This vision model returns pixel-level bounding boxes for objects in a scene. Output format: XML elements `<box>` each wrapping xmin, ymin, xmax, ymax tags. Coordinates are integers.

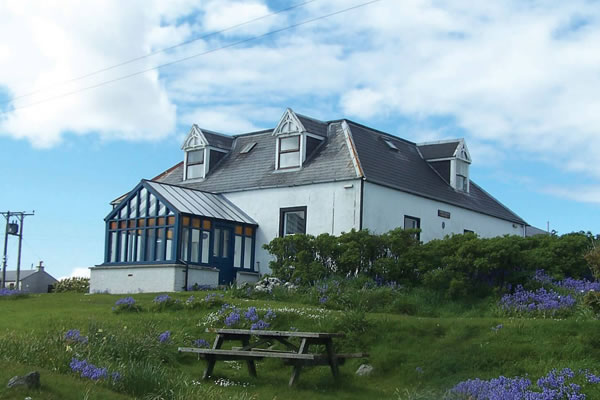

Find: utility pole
<box><xmin>1</xmin><ymin>211</ymin><xmax>35</xmax><ymax>289</ymax></box>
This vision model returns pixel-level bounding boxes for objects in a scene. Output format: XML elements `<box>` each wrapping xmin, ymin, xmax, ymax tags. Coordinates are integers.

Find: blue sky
<box><xmin>1</xmin><ymin>0</ymin><xmax>599</xmax><ymax>279</ymax></box>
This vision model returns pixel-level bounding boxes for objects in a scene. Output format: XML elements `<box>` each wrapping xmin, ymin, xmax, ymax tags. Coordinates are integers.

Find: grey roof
<box><xmin>151</xmin><ymin>111</ymin><xmax>525</xmax><ymax>225</ymax></box>
<box><xmin>346</xmin><ymin>122</ymin><xmax>525</xmax><ymax>224</ymax></box>
<box><xmin>417</xmin><ymin>141</ymin><xmax>460</xmax><ymax>160</ymax></box>
<box><xmin>3</xmin><ymin>270</ymin><xmax>38</xmax><ymax>281</ymax></box>
<box><xmin>202</xmin><ymin>129</ymin><xmax>234</xmax><ymax>150</ymax></box>
<box><xmin>525</xmin><ymin>225</ymin><xmax>549</xmax><ymax>237</ymax></box>
<box><xmin>296</xmin><ymin>113</ymin><xmax>328</xmax><ymax>137</ymax></box>
<box><xmin>145</xmin><ymin>180</ymin><xmax>257</xmax><ymax>225</ymax></box>
<box><xmin>158</xmin><ymin>122</ymin><xmax>358</xmax><ymax>192</ymax></box>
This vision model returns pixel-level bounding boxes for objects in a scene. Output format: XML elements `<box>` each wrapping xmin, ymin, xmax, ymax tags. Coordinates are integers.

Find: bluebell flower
<box><xmin>158</xmin><ymin>330</ymin><xmax>171</xmax><ymax>343</ymax></box>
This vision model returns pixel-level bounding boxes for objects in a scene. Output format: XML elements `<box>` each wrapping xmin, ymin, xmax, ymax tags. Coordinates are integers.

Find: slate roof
<box><xmin>417</xmin><ymin>141</ymin><xmax>460</xmax><ymax>160</ymax></box>
<box><xmin>149</xmin><ymin>111</ymin><xmax>525</xmax><ymax>225</ymax></box>
<box><xmin>202</xmin><ymin>129</ymin><xmax>234</xmax><ymax>150</ymax></box>
<box><xmin>296</xmin><ymin>113</ymin><xmax>329</xmax><ymax>137</ymax></box>
<box><xmin>3</xmin><ymin>270</ymin><xmax>39</xmax><ymax>281</ymax></box>
<box><xmin>346</xmin><ymin>122</ymin><xmax>525</xmax><ymax>224</ymax></box>
<box><xmin>145</xmin><ymin>180</ymin><xmax>257</xmax><ymax>225</ymax></box>
<box><xmin>159</xmin><ymin>123</ymin><xmax>358</xmax><ymax>192</ymax></box>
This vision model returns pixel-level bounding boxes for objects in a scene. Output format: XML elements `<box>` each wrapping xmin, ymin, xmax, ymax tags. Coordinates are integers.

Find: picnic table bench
<box><xmin>178</xmin><ymin>328</ymin><xmax>368</xmax><ymax>386</ymax></box>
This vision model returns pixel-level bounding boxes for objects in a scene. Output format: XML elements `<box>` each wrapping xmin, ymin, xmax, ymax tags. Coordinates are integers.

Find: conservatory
<box><xmin>90</xmin><ymin>180</ymin><xmax>258</xmax><ymax>293</ymax></box>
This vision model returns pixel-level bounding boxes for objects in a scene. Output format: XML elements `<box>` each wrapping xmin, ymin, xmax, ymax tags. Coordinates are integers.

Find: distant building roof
<box><xmin>417</xmin><ymin>141</ymin><xmax>461</xmax><ymax>160</ymax></box>
<box><xmin>525</xmin><ymin>225</ymin><xmax>549</xmax><ymax>237</ymax></box>
<box><xmin>3</xmin><ymin>269</ymin><xmax>40</xmax><ymax>281</ymax></box>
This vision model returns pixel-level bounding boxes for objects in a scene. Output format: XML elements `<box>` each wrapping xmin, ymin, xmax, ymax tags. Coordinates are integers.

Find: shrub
<box><xmin>586</xmin><ymin>245</ymin><xmax>600</xmax><ymax>281</ymax></box>
<box><xmin>583</xmin><ymin>291</ymin><xmax>600</xmax><ymax>315</ymax></box>
<box><xmin>53</xmin><ymin>277</ymin><xmax>90</xmax><ymax>293</ymax></box>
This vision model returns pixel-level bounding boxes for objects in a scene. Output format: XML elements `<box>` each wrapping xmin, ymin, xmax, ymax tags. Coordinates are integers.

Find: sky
<box><xmin>0</xmin><ymin>0</ymin><xmax>599</xmax><ymax>280</ymax></box>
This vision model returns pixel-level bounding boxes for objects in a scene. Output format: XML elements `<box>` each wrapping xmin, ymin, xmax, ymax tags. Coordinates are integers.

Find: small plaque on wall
<box><xmin>438</xmin><ymin>210</ymin><xmax>451</xmax><ymax>219</ymax></box>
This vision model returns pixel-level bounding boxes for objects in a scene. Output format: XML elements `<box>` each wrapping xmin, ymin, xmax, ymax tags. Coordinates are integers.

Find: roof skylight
<box><xmin>384</xmin><ymin>140</ymin><xmax>398</xmax><ymax>150</ymax></box>
<box><xmin>240</xmin><ymin>142</ymin><xmax>257</xmax><ymax>154</ymax></box>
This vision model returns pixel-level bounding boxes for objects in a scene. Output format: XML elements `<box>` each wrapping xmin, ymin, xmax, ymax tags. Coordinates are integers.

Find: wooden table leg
<box><xmin>289</xmin><ymin>338</ymin><xmax>309</xmax><ymax>387</ymax></box>
<box><xmin>325</xmin><ymin>339</ymin><xmax>339</xmax><ymax>378</ymax></box>
<box><xmin>241</xmin><ymin>336</ymin><xmax>257</xmax><ymax>377</ymax></box>
<box><xmin>203</xmin><ymin>334</ymin><xmax>225</xmax><ymax>380</ymax></box>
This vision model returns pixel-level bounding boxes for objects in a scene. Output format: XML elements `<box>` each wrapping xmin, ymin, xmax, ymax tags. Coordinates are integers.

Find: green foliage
<box><xmin>53</xmin><ymin>277</ymin><xmax>90</xmax><ymax>293</ymax></box>
<box><xmin>585</xmin><ymin>244</ymin><xmax>600</xmax><ymax>281</ymax></box>
<box><xmin>264</xmin><ymin>229</ymin><xmax>596</xmax><ymax>298</ymax></box>
<box><xmin>583</xmin><ymin>291</ymin><xmax>600</xmax><ymax>315</ymax></box>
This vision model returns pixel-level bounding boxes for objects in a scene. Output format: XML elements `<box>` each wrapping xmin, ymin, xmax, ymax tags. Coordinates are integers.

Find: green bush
<box><xmin>583</xmin><ymin>291</ymin><xmax>600</xmax><ymax>315</ymax></box>
<box><xmin>53</xmin><ymin>277</ymin><xmax>90</xmax><ymax>293</ymax></box>
<box><xmin>585</xmin><ymin>245</ymin><xmax>600</xmax><ymax>281</ymax></box>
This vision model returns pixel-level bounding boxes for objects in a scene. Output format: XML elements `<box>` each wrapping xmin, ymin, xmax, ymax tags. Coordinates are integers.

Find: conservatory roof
<box><xmin>145</xmin><ymin>180</ymin><xmax>257</xmax><ymax>225</ymax></box>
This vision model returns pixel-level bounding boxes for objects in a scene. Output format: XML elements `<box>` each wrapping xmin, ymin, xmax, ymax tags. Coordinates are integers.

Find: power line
<box><xmin>5</xmin><ymin>0</ymin><xmax>318</xmax><ymax>105</ymax></box>
<box><xmin>0</xmin><ymin>0</ymin><xmax>383</xmax><ymax>116</ymax></box>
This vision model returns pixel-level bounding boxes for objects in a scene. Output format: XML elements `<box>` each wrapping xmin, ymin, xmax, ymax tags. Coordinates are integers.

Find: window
<box><xmin>240</xmin><ymin>142</ymin><xmax>257</xmax><ymax>154</ymax></box>
<box><xmin>456</xmin><ymin>159</ymin><xmax>469</xmax><ymax>192</ymax></box>
<box><xmin>186</xmin><ymin>149</ymin><xmax>204</xmax><ymax>179</ymax></box>
<box><xmin>278</xmin><ymin>136</ymin><xmax>301</xmax><ymax>169</ymax></box>
<box><xmin>457</xmin><ymin>175</ymin><xmax>468</xmax><ymax>192</ymax></box>
<box><xmin>279</xmin><ymin>206</ymin><xmax>307</xmax><ymax>236</ymax></box>
<box><xmin>464</xmin><ymin>229</ymin><xmax>474</xmax><ymax>234</ymax></box>
<box><xmin>384</xmin><ymin>140</ymin><xmax>398</xmax><ymax>150</ymax></box>
<box><xmin>234</xmin><ymin>225</ymin><xmax>255</xmax><ymax>270</ymax></box>
<box><xmin>404</xmin><ymin>215</ymin><xmax>421</xmax><ymax>240</ymax></box>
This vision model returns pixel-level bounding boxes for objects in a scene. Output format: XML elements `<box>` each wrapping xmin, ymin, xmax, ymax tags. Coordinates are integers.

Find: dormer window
<box><xmin>272</xmin><ymin>108</ymin><xmax>326</xmax><ymax>171</ymax></box>
<box><xmin>278</xmin><ymin>136</ymin><xmax>301</xmax><ymax>169</ymax></box>
<box><xmin>186</xmin><ymin>149</ymin><xmax>205</xmax><ymax>179</ymax></box>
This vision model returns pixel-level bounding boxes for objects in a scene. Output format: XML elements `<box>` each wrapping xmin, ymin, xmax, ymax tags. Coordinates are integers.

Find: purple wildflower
<box><xmin>224</xmin><ymin>311</ymin><xmax>241</xmax><ymax>327</ymax></box>
<box><xmin>64</xmin><ymin>329</ymin><xmax>88</xmax><ymax>344</ymax></box>
<box><xmin>115</xmin><ymin>296</ymin><xmax>136</xmax><ymax>307</ymax></box>
<box><xmin>244</xmin><ymin>307</ymin><xmax>259</xmax><ymax>322</ymax></box>
<box><xmin>70</xmin><ymin>358</ymin><xmax>109</xmax><ymax>381</ymax></box>
<box><xmin>319</xmin><ymin>296</ymin><xmax>328</xmax><ymax>304</ymax></box>
<box><xmin>193</xmin><ymin>339</ymin><xmax>210</xmax><ymax>348</ymax></box>
<box><xmin>158</xmin><ymin>330</ymin><xmax>171</xmax><ymax>343</ymax></box>
<box><xmin>250</xmin><ymin>320</ymin><xmax>270</xmax><ymax>330</ymax></box>
<box><xmin>265</xmin><ymin>308</ymin><xmax>276</xmax><ymax>320</ymax></box>
<box><xmin>500</xmin><ymin>285</ymin><xmax>576</xmax><ymax>316</ymax></box>
<box><xmin>153</xmin><ymin>294</ymin><xmax>171</xmax><ymax>303</ymax></box>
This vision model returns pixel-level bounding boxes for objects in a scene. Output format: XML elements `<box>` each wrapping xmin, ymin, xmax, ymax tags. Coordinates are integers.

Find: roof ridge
<box><xmin>343</xmin><ymin>120</ymin><xmax>416</xmax><ymax>145</ymax></box>
<box><xmin>145</xmin><ymin>179</ymin><xmax>218</xmax><ymax>195</ymax></box>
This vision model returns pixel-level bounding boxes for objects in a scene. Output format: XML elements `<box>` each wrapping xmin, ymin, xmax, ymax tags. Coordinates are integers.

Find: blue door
<box><xmin>213</xmin><ymin>224</ymin><xmax>235</xmax><ymax>285</ymax></box>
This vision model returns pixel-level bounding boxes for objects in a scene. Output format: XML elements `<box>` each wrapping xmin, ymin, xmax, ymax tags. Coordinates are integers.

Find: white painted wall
<box><xmin>174</xmin><ymin>266</ymin><xmax>219</xmax><ymax>291</ymax></box>
<box><xmin>224</xmin><ymin>180</ymin><xmax>362</xmax><ymax>275</ymax></box>
<box><xmin>91</xmin><ymin>265</ymin><xmax>178</xmax><ymax>294</ymax></box>
<box><xmin>362</xmin><ymin>182</ymin><xmax>524</xmax><ymax>241</ymax></box>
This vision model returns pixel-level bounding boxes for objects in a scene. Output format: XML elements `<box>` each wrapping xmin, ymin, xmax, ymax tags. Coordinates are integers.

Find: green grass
<box><xmin>1</xmin><ymin>291</ymin><xmax>600</xmax><ymax>399</ymax></box>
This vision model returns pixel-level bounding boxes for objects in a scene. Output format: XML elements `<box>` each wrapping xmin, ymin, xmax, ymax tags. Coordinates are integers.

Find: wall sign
<box><xmin>438</xmin><ymin>210</ymin><xmax>451</xmax><ymax>219</ymax></box>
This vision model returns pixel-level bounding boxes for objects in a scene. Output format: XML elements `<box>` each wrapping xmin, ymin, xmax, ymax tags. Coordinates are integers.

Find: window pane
<box><xmin>284</xmin><ymin>211</ymin><xmax>306</xmax><ymax>235</ymax></box>
<box><xmin>148</xmin><ymin>194</ymin><xmax>157</xmax><ymax>216</ymax></box>
<box><xmin>181</xmin><ymin>228</ymin><xmax>189</xmax><ymax>262</ymax></box>
<box><xmin>244</xmin><ymin>238</ymin><xmax>252</xmax><ymax>269</ymax></box>
<box><xmin>203</xmin><ymin>220</ymin><xmax>211</xmax><ymax>230</ymax></box>
<box><xmin>202</xmin><ymin>231</ymin><xmax>210</xmax><ymax>263</ymax></box>
<box><xmin>128</xmin><ymin>231</ymin><xmax>136</xmax><ymax>262</ymax></box>
<box><xmin>120</xmin><ymin>221</ymin><xmax>127</xmax><ymax>229</ymax></box>
<box><xmin>187</xmin><ymin>149</ymin><xmax>204</xmax><ymax>164</ymax></box>
<box><xmin>137</xmin><ymin>219</ymin><xmax>146</xmax><ymax>227</ymax></box>
<box><xmin>139</xmin><ymin>188</ymin><xmax>147</xmax><ymax>217</ymax></box>
<box><xmin>128</xmin><ymin>220</ymin><xmax>136</xmax><ymax>229</ymax></box>
<box><xmin>119</xmin><ymin>205</ymin><xmax>127</xmax><ymax>219</ymax></box>
<box><xmin>234</xmin><ymin>225</ymin><xmax>242</xmax><ymax>235</ymax></box>
<box><xmin>157</xmin><ymin>217</ymin><xmax>165</xmax><ymax>226</ymax></box>
<box><xmin>166</xmin><ymin>228</ymin><xmax>173</xmax><ymax>261</ymax></box>
<box><xmin>136</xmin><ymin>230</ymin><xmax>144</xmax><ymax>261</ymax></box>
<box><xmin>213</xmin><ymin>228</ymin><xmax>221</xmax><ymax>257</ymax></box>
<box><xmin>182</xmin><ymin>216</ymin><xmax>190</xmax><ymax>226</ymax></box>
<box><xmin>234</xmin><ymin>236</ymin><xmax>242</xmax><ymax>268</ymax></box>
<box><xmin>191</xmin><ymin>229</ymin><xmax>200</xmax><ymax>263</ymax></box>
<box><xmin>109</xmin><ymin>221</ymin><xmax>117</xmax><ymax>230</ymax></box>
<box><xmin>129</xmin><ymin>195</ymin><xmax>138</xmax><ymax>219</ymax></box>
<box><xmin>109</xmin><ymin>232</ymin><xmax>117</xmax><ymax>262</ymax></box>
<box><xmin>280</xmin><ymin>136</ymin><xmax>300</xmax><ymax>151</ymax></box>
<box><xmin>244</xmin><ymin>227</ymin><xmax>253</xmax><ymax>236</ymax></box>
<box><xmin>156</xmin><ymin>229</ymin><xmax>165</xmax><ymax>261</ymax></box>
<box><xmin>120</xmin><ymin>231</ymin><xmax>127</xmax><ymax>262</ymax></box>
<box><xmin>167</xmin><ymin>216</ymin><xmax>175</xmax><ymax>225</ymax></box>
<box><xmin>192</xmin><ymin>218</ymin><xmax>201</xmax><ymax>228</ymax></box>
<box><xmin>222</xmin><ymin>230</ymin><xmax>230</xmax><ymax>259</ymax></box>
<box><xmin>158</xmin><ymin>202</ymin><xmax>166</xmax><ymax>216</ymax></box>
<box><xmin>147</xmin><ymin>218</ymin><xmax>155</xmax><ymax>227</ymax></box>
<box><xmin>187</xmin><ymin>164</ymin><xmax>203</xmax><ymax>179</ymax></box>
<box><xmin>279</xmin><ymin>151</ymin><xmax>300</xmax><ymax>168</ymax></box>
<box><xmin>146</xmin><ymin>229</ymin><xmax>156</xmax><ymax>261</ymax></box>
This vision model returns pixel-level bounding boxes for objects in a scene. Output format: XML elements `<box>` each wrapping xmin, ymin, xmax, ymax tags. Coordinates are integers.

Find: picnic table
<box><xmin>178</xmin><ymin>328</ymin><xmax>368</xmax><ymax>386</ymax></box>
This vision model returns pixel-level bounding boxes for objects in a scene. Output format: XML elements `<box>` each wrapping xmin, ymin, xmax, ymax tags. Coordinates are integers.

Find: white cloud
<box><xmin>543</xmin><ymin>186</ymin><xmax>600</xmax><ymax>205</ymax></box>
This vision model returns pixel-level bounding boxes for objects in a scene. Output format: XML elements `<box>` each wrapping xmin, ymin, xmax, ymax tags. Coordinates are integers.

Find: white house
<box><xmin>90</xmin><ymin>108</ymin><xmax>528</xmax><ymax>294</ymax></box>
<box><xmin>3</xmin><ymin>262</ymin><xmax>58</xmax><ymax>293</ymax></box>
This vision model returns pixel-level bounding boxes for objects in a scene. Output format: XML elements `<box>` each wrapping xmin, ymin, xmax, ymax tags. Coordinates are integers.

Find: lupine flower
<box><xmin>193</xmin><ymin>339</ymin><xmax>210</xmax><ymax>348</ymax></box>
<box><xmin>224</xmin><ymin>311</ymin><xmax>241</xmax><ymax>327</ymax></box>
<box><xmin>186</xmin><ymin>295</ymin><xmax>195</xmax><ymax>304</ymax></box>
<box><xmin>64</xmin><ymin>329</ymin><xmax>89</xmax><ymax>344</ymax></box>
<box><xmin>158</xmin><ymin>330</ymin><xmax>171</xmax><ymax>343</ymax></box>
<box><xmin>500</xmin><ymin>285</ymin><xmax>576</xmax><ymax>316</ymax></box>
<box><xmin>0</xmin><ymin>288</ymin><xmax>22</xmax><ymax>296</ymax></box>
<box><xmin>115</xmin><ymin>297</ymin><xmax>136</xmax><ymax>307</ymax></box>
<box><xmin>319</xmin><ymin>296</ymin><xmax>328</xmax><ymax>304</ymax></box>
<box><xmin>265</xmin><ymin>308</ymin><xmax>276</xmax><ymax>320</ymax></box>
<box><xmin>250</xmin><ymin>320</ymin><xmax>270</xmax><ymax>330</ymax></box>
<box><xmin>244</xmin><ymin>307</ymin><xmax>259</xmax><ymax>322</ymax></box>
<box><xmin>70</xmin><ymin>358</ymin><xmax>109</xmax><ymax>381</ymax></box>
<box><xmin>491</xmin><ymin>324</ymin><xmax>503</xmax><ymax>333</ymax></box>
<box><xmin>153</xmin><ymin>294</ymin><xmax>171</xmax><ymax>303</ymax></box>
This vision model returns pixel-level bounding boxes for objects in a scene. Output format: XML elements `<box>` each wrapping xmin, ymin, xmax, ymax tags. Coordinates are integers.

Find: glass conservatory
<box><xmin>102</xmin><ymin>180</ymin><xmax>257</xmax><ymax>285</ymax></box>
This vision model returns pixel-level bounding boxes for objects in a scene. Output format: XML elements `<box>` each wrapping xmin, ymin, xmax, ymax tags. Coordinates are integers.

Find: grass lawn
<box><xmin>1</xmin><ymin>291</ymin><xmax>600</xmax><ymax>399</ymax></box>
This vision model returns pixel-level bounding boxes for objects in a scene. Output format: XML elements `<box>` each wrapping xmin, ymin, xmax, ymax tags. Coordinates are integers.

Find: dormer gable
<box><xmin>272</xmin><ymin>108</ymin><xmax>325</xmax><ymax>170</ymax></box>
<box><xmin>181</xmin><ymin>125</ymin><xmax>232</xmax><ymax>180</ymax></box>
<box><xmin>418</xmin><ymin>139</ymin><xmax>472</xmax><ymax>193</ymax></box>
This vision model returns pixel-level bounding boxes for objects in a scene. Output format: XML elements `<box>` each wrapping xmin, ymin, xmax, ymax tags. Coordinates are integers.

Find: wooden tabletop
<box><xmin>208</xmin><ymin>328</ymin><xmax>345</xmax><ymax>338</ymax></box>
